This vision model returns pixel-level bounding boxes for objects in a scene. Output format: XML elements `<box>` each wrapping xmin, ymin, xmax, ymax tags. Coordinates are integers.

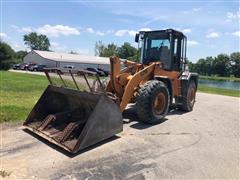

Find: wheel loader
<box><xmin>23</xmin><ymin>29</ymin><xmax>198</xmax><ymax>153</ymax></box>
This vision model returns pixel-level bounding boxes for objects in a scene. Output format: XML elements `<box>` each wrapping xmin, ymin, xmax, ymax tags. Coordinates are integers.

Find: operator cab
<box><xmin>135</xmin><ymin>29</ymin><xmax>187</xmax><ymax>71</ymax></box>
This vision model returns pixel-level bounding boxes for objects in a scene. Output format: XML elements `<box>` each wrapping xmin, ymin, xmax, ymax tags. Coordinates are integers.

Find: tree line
<box><xmin>0</xmin><ymin>42</ymin><xmax>27</xmax><ymax>70</ymax></box>
<box><xmin>95</xmin><ymin>41</ymin><xmax>140</xmax><ymax>61</ymax></box>
<box><xmin>188</xmin><ymin>52</ymin><xmax>240</xmax><ymax>78</ymax></box>
<box><xmin>1</xmin><ymin>31</ymin><xmax>239</xmax><ymax>78</ymax></box>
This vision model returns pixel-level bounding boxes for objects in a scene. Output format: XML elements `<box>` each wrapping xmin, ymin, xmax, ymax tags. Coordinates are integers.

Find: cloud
<box><xmin>176</xmin><ymin>28</ymin><xmax>192</xmax><ymax>34</ymax></box>
<box><xmin>232</xmin><ymin>31</ymin><xmax>240</xmax><ymax>37</ymax></box>
<box><xmin>96</xmin><ymin>31</ymin><xmax>105</xmax><ymax>36</ymax></box>
<box><xmin>226</xmin><ymin>10</ymin><xmax>240</xmax><ymax>20</ymax></box>
<box><xmin>21</xmin><ymin>27</ymin><xmax>33</xmax><ymax>33</ymax></box>
<box><xmin>20</xmin><ymin>24</ymin><xmax>80</xmax><ymax>37</ymax></box>
<box><xmin>206</xmin><ymin>32</ymin><xmax>220</xmax><ymax>38</ymax></box>
<box><xmin>115</xmin><ymin>29</ymin><xmax>137</xmax><ymax>37</ymax></box>
<box><xmin>37</xmin><ymin>25</ymin><xmax>80</xmax><ymax>37</ymax></box>
<box><xmin>139</xmin><ymin>28</ymin><xmax>151</xmax><ymax>31</ymax></box>
<box><xmin>182</xmin><ymin>28</ymin><xmax>192</xmax><ymax>33</ymax></box>
<box><xmin>0</xmin><ymin>32</ymin><xmax>8</xmax><ymax>38</ymax></box>
<box><xmin>114</xmin><ymin>28</ymin><xmax>151</xmax><ymax>37</ymax></box>
<box><xmin>86</xmin><ymin>27</ymin><xmax>94</xmax><ymax>33</ymax></box>
<box><xmin>188</xmin><ymin>40</ymin><xmax>199</xmax><ymax>47</ymax></box>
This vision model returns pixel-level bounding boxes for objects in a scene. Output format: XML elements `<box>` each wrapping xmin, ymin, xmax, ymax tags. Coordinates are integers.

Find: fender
<box><xmin>179</xmin><ymin>71</ymin><xmax>199</xmax><ymax>96</ymax></box>
<box><xmin>154</xmin><ymin>76</ymin><xmax>173</xmax><ymax>102</ymax></box>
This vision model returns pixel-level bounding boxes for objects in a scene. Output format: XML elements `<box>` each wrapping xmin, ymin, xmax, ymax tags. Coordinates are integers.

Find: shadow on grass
<box><xmin>23</xmin><ymin>129</ymin><xmax>120</xmax><ymax>158</ymax></box>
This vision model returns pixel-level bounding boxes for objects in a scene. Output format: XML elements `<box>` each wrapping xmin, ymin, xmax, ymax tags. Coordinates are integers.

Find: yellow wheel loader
<box><xmin>23</xmin><ymin>29</ymin><xmax>198</xmax><ymax>153</ymax></box>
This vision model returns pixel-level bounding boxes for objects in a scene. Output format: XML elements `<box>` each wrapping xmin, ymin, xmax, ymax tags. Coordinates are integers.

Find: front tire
<box><xmin>136</xmin><ymin>80</ymin><xmax>169</xmax><ymax>124</ymax></box>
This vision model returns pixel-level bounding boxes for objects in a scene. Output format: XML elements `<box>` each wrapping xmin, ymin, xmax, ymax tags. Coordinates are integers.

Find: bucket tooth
<box><xmin>56</xmin><ymin>121</ymin><xmax>82</xmax><ymax>143</ymax></box>
<box><xmin>38</xmin><ymin>114</ymin><xmax>56</xmax><ymax>131</ymax></box>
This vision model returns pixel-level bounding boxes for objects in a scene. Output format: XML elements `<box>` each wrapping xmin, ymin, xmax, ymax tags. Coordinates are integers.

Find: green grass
<box><xmin>198</xmin><ymin>85</ymin><xmax>240</xmax><ymax>97</ymax></box>
<box><xmin>200</xmin><ymin>75</ymin><xmax>240</xmax><ymax>82</ymax></box>
<box><xmin>0</xmin><ymin>71</ymin><xmax>49</xmax><ymax>123</ymax></box>
<box><xmin>0</xmin><ymin>71</ymin><xmax>88</xmax><ymax>123</ymax></box>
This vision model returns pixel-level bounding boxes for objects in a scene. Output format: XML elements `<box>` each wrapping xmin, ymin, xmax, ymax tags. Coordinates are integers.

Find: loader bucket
<box><xmin>23</xmin><ymin>85</ymin><xmax>123</xmax><ymax>153</ymax></box>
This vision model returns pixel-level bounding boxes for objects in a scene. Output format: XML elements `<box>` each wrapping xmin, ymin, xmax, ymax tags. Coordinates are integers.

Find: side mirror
<box><xmin>135</xmin><ymin>33</ymin><xmax>139</xmax><ymax>43</ymax></box>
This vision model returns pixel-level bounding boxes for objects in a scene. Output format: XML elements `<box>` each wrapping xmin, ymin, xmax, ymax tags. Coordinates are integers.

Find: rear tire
<box><xmin>180</xmin><ymin>80</ymin><xmax>196</xmax><ymax>112</ymax></box>
<box><xmin>136</xmin><ymin>80</ymin><xmax>169</xmax><ymax>124</ymax></box>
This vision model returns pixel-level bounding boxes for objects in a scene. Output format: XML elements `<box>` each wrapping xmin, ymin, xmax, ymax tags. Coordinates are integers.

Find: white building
<box><xmin>23</xmin><ymin>50</ymin><xmax>110</xmax><ymax>70</ymax></box>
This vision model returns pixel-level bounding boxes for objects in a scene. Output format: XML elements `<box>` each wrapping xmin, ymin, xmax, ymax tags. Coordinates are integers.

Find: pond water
<box><xmin>199</xmin><ymin>79</ymin><xmax>240</xmax><ymax>90</ymax></box>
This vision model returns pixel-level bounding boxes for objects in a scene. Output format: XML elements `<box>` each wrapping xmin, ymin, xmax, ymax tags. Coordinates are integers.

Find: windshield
<box><xmin>142</xmin><ymin>32</ymin><xmax>170</xmax><ymax>65</ymax></box>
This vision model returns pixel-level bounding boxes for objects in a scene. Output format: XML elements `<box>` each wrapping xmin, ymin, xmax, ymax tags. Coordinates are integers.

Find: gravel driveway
<box><xmin>1</xmin><ymin>92</ymin><xmax>239</xmax><ymax>179</ymax></box>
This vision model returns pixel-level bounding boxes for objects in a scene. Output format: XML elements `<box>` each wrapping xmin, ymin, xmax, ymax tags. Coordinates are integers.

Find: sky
<box><xmin>0</xmin><ymin>0</ymin><xmax>239</xmax><ymax>62</ymax></box>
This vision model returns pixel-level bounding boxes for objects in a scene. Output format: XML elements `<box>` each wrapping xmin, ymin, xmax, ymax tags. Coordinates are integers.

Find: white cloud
<box><xmin>20</xmin><ymin>24</ymin><xmax>80</xmax><ymax>37</ymax></box>
<box><xmin>176</xmin><ymin>28</ymin><xmax>192</xmax><ymax>34</ymax></box>
<box><xmin>226</xmin><ymin>11</ymin><xmax>240</xmax><ymax>20</ymax></box>
<box><xmin>182</xmin><ymin>28</ymin><xmax>192</xmax><ymax>33</ymax></box>
<box><xmin>0</xmin><ymin>32</ymin><xmax>8</xmax><ymax>38</ymax></box>
<box><xmin>86</xmin><ymin>27</ymin><xmax>94</xmax><ymax>33</ymax></box>
<box><xmin>232</xmin><ymin>31</ymin><xmax>240</xmax><ymax>37</ymax></box>
<box><xmin>188</xmin><ymin>40</ymin><xmax>199</xmax><ymax>47</ymax></box>
<box><xmin>139</xmin><ymin>27</ymin><xmax>151</xmax><ymax>31</ymax></box>
<box><xmin>128</xmin><ymin>30</ymin><xmax>137</xmax><ymax>36</ymax></box>
<box><xmin>37</xmin><ymin>25</ymin><xmax>80</xmax><ymax>37</ymax></box>
<box><xmin>115</xmin><ymin>29</ymin><xmax>128</xmax><ymax>36</ymax></box>
<box><xmin>96</xmin><ymin>31</ymin><xmax>105</xmax><ymax>36</ymax></box>
<box><xmin>115</xmin><ymin>29</ymin><xmax>137</xmax><ymax>37</ymax></box>
<box><xmin>206</xmin><ymin>32</ymin><xmax>220</xmax><ymax>38</ymax></box>
<box><xmin>21</xmin><ymin>27</ymin><xmax>33</xmax><ymax>33</ymax></box>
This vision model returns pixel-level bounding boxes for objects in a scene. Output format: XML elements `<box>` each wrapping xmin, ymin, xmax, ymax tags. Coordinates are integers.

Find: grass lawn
<box><xmin>198</xmin><ymin>85</ymin><xmax>240</xmax><ymax>97</ymax></box>
<box><xmin>0</xmin><ymin>71</ymin><xmax>49</xmax><ymax>123</ymax></box>
<box><xmin>200</xmin><ymin>75</ymin><xmax>240</xmax><ymax>82</ymax></box>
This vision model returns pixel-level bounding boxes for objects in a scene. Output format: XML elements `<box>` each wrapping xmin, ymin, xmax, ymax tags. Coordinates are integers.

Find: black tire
<box><xmin>180</xmin><ymin>80</ymin><xmax>196</xmax><ymax>112</ymax></box>
<box><xmin>136</xmin><ymin>80</ymin><xmax>170</xmax><ymax>124</ymax></box>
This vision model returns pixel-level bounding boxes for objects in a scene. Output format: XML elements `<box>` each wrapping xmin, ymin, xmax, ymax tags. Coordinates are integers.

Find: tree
<box><xmin>194</xmin><ymin>58</ymin><xmax>207</xmax><ymax>75</ymax></box>
<box><xmin>230</xmin><ymin>52</ymin><xmax>240</xmax><ymax>77</ymax></box>
<box><xmin>95</xmin><ymin>41</ymin><xmax>105</xmax><ymax>56</ymax></box>
<box><xmin>102</xmin><ymin>43</ymin><xmax>118</xmax><ymax>57</ymax></box>
<box><xmin>212</xmin><ymin>54</ymin><xmax>230</xmax><ymax>76</ymax></box>
<box><xmin>117</xmin><ymin>42</ymin><xmax>137</xmax><ymax>59</ymax></box>
<box><xmin>23</xmin><ymin>32</ymin><xmax>50</xmax><ymax>51</ymax></box>
<box><xmin>204</xmin><ymin>56</ymin><xmax>214</xmax><ymax>76</ymax></box>
<box><xmin>0</xmin><ymin>41</ymin><xmax>15</xmax><ymax>70</ymax></box>
<box><xmin>95</xmin><ymin>41</ymin><xmax>118</xmax><ymax>57</ymax></box>
<box><xmin>95</xmin><ymin>41</ymin><xmax>138</xmax><ymax>60</ymax></box>
<box><xmin>15</xmin><ymin>50</ymin><xmax>27</xmax><ymax>61</ymax></box>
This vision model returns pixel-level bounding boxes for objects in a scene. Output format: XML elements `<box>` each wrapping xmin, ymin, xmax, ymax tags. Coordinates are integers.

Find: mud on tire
<box><xmin>136</xmin><ymin>80</ymin><xmax>170</xmax><ymax>124</ymax></box>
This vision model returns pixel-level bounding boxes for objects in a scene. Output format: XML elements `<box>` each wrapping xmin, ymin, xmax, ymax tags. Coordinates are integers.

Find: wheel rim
<box><xmin>153</xmin><ymin>92</ymin><xmax>166</xmax><ymax>115</ymax></box>
<box><xmin>188</xmin><ymin>87</ymin><xmax>196</xmax><ymax>107</ymax></box>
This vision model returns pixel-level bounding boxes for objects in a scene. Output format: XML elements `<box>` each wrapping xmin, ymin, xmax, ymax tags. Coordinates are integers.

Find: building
<box><xmin>23</xmin><ymin>50</ymin><xmax>110</xmax><ymax>70</ymax></box>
